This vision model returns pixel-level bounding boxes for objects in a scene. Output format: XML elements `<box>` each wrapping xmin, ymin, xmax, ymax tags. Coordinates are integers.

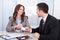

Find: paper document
<box><xmin>2</xmin><ymin>33</ymin><xmax>26</xmax><ymax>39</ymax></box>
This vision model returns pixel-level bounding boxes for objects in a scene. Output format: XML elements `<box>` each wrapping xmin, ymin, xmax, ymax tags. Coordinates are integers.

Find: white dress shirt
<box><xmin>42</xmin><ymin>14</ymin><xmax>48</xmax><ymax>23</ymax></box>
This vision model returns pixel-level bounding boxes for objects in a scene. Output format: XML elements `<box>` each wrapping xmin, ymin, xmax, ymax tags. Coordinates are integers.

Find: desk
<box><xmin>0</xmin><ymin>31</ymin><xmax>38</xmax><ymax>40</ymax></box>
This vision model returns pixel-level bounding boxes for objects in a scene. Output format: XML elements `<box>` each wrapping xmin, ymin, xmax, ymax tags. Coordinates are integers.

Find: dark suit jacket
<box><xmin>32</xmin><ymin>14</ymin><xmax>59</xmax><ymax>40</ymax></box>
<box><xmin>58</xmin><ymin>20</ymin><xmax>60</xmax><ymax>40</ymax></box>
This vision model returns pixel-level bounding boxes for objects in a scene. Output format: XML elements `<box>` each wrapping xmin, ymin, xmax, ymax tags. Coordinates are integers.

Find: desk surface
<box><xmin>0</xmin><ymin>31</ymin><xmax>38</xmax><ymax>40</ymax></box>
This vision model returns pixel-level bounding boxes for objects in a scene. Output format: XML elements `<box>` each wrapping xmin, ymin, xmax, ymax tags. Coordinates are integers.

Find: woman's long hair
<box><xmin>13</xmin><ymin>4</ymin><xmax>25</xmax><ymax>23</ymax></box>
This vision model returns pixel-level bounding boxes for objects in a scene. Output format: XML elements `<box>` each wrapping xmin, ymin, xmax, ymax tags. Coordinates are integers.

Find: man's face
<box><xmin>36</xmin><ymin>8</ymin><xmax>42</xmax><ymax>17</ymax></box>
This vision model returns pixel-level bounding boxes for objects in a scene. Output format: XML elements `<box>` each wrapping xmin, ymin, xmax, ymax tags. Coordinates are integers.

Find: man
<box><xmin>25</xmin><ymin>3</ymin><xmax>59</xmax><ymax>40</ymax></box>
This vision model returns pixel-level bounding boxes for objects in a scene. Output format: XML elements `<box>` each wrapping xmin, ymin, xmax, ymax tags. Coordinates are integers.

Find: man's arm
<box><xmin>32</xmin><ymin>27</ymin><xmax>39</xmax><ymax>33</ymax></box>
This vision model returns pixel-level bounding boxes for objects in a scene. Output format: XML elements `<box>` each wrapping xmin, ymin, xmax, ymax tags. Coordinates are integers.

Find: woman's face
<box><xmin>18</xmin><ymin>6</ymin><xmax>24</xmax><ymax>16</ymax></box>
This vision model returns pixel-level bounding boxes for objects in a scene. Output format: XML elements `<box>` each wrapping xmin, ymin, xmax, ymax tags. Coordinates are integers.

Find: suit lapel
<box><xmin>43</xmin><ymin>14</ymin><xmax>51</xmax><ymax>31</ymax></box>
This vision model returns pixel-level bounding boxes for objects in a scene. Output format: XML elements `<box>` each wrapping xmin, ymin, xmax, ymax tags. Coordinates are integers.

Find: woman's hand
<box><xmin>16</xmin><ymin>24</ymin><xmax>22</xmax><ymax>28</ymax></box>
<box><xmin>14</xmin><ymin>24</ymin><xmax>22</xmax><ymax>29</ymax></box>
<box><xmin>15</xmin><ymin>30</ymin><xmax>20</xmax><ymax>33</ymax></box>
<box><xmin>14</xmin><ymin>24</ymin><xmax>23</xmax><ymax>32</ymax></box>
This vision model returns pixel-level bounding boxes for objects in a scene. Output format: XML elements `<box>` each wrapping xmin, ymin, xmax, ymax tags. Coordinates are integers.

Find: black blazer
<box><xmin>32</xmin><ymin>14</ymin><xmax>59</xmax><ymax>40</ymax></box>
<box><xmin>58</xmin><ymin>20</ymin><xmax>60</xmax><ymax>40</ymax></box>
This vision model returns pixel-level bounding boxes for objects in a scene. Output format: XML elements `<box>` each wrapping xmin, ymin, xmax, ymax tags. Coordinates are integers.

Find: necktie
<box><xmin>40</xmin><ymin>19</ymin><xmax>44</xmax><ymax>30</ymax></box>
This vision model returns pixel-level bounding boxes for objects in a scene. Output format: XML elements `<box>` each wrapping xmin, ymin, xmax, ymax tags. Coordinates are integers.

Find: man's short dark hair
<box><xmin>37</xmin><ymin>3</ymin><xmax>49</xmax><ymax>13</ymax></box>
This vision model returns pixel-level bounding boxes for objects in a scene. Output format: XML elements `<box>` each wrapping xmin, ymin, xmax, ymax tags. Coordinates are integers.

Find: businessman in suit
<box><xmin>26</xmin><ymin>3</ymin><xmax>59</xmax><ymax>40</ymax></box>
<box><xmin>32</xmin><ymin>3</ymin><xmax>60</xmax><ymax>40</ymax></box>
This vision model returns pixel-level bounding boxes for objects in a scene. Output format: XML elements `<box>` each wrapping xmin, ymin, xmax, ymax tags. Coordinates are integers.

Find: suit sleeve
<box><xmin>32</xmin><ymin>27</ymin><xmax>39</xmax><ymax>33</ymax></box>
<box><xmin>6</xmin><ymin>17</ymin><xmax>15</xmax><ymax>32</ymax></box>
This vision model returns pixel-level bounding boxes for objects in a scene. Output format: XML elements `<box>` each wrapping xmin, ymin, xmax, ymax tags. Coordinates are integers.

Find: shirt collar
<box><xmin>42</xmin><ymin>14</ymin><xmax>48</xmax><ymax>22</ymax></box>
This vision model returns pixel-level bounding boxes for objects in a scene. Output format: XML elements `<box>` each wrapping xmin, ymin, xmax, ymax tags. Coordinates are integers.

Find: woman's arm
<box><xmin>6</xmin><ymin>17</ymin><xmax>15</xmax><ymax>32</ymax></box>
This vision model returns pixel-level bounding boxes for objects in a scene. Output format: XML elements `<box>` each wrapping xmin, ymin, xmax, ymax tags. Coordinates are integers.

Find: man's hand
<box><xmin>34</xmin><ymin>32</ymin><xmax>40</xmax><ymax>39</ymax></box>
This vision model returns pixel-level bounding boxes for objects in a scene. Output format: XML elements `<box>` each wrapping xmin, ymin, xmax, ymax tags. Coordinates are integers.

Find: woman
<box><xmin>6</xmin><ymin>4</ymin><xmax>30</xmax><ymax>33</ymax></box>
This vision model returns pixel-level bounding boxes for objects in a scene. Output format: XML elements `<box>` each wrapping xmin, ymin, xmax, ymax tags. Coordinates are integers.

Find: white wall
<box><xmin>0</xmin><ymin>0</ymin><xmax>2</xmax><ymax>31</ymax></box>
<box><xmin>2</xmin><ymin>0</ymin><xmax>17</xmax><ymax>31</ymax></box>
<box><xmin>54</xmin><ymin>0</ymin><xmax>60</xmax><ymax>19</ymax></box>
